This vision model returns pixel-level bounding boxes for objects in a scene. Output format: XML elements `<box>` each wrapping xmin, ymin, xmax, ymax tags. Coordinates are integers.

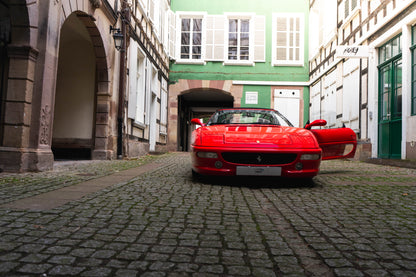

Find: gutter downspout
<box><xmin>117</xmin><ymin>1</ymin><xmax>129</xmax><ymax>159</ymax></box>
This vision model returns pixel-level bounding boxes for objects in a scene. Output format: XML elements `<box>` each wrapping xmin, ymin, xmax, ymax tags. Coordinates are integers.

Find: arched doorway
<box><xmin>178</xmin><ymin>89</ymin><xmax>234</xmax><ymax>151</ymax></box>
<box><xmin>52</xmin><ymin>13</ymin><xmax>97</xmax><ymax>159</ymax></box>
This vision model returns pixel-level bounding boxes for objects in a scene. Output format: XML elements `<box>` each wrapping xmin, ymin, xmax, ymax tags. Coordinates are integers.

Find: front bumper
<box><xmin>191</xmin><ymin>146</ymin><xmax>322</xmax><ymax>178</ymax></box>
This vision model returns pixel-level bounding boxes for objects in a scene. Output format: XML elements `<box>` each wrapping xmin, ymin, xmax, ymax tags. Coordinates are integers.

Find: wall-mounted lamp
<box><xmin>109</xmin><ymin>25</ymin><xmax>124</xmax><ymax>51</ymax></box>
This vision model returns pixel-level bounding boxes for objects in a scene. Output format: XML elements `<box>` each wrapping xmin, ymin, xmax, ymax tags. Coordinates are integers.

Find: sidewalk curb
<box><xmin>0</xmin><ymin>161</ymin><xmax>166</xmax><ymax>211</ymax></box>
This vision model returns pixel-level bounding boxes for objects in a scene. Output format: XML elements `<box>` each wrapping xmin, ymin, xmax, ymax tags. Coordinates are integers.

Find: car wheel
<box><xmin>300</xmin><ymin>177</ymin><xmax>315</xmax><ymax>187</ymax></box>
<box><xmin>192</xmin><ymin>169</ymin><xmax>202</xmax><ymax>181</ymax></box>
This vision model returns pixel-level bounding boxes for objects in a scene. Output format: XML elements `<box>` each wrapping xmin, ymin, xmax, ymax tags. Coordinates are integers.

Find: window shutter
<box><xmin>168</xmin><ymin>10</ymin><xmax>176</xmax><ymax>59</ymax></box>
<box><xmin>205</xmin><ymin>15</ymin><xmax>225</xmax><ymax>61</ymax></box>
<box><xmin>275</xmin><ymin>16</ymin><xmax>288</xmax><ymax>61</ymax></box>
<box><xmin>145</xmin><ymin>59</ymin><xmax>152</xmax><ymax>125</ymax></box>
<box><xmin>149</xmin><ymin>0</ymin><xmax>155</xmax><ymax>22</ymax></box>
<box><xmin>344</xmin><ymin>0</ymin><xmax>349</xmax><ymax>18</ymax></box>
<box><xmin>253</xmin><ymin>15</ymin><xmax>265</xmax><ymax>62</ymax></box>
<box><xmin>351</xmin><ymin>0</ymin><xmax>357</xmax><ymax>10</ymax></box>
<box><xmin>128</xmin><ymin>40</ymin><xmax>138</xmax><ymax>120</ymax></box>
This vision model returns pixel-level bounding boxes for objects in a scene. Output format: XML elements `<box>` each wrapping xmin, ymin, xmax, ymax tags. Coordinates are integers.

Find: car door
<box><xmin>310</xmin><ymin>128</ymin><xmax>357</xmax><ymax>160</ymax></box>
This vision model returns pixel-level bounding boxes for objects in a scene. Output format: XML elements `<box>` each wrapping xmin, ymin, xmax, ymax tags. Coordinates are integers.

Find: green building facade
<box><xmin>167</xmin><ymin>0</ymin><xmax>310</xmax><ymax>151</ymax></box>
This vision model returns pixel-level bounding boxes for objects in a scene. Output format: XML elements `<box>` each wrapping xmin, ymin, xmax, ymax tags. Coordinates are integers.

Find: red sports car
<box><xmin>191</xmin><ymin>108</ymin><xmax>357</xmax><ymax>178</ymax></box>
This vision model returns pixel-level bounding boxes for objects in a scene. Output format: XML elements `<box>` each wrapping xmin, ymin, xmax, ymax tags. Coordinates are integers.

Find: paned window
<box><xmin>378</xmin><ymin>34</ymin><xmax>402</xmax><ymax>121</ymax></box>
<box><xmin>180</xmin><ymin>18</ymin><xmax>202</xmax><ymax>60</ymax></box>
<box><xmin>412</xmin><ymin>26</ymin><xmax>416</xmax><ymax>115</ymax></box>
<box><xmin>228</xmin><ymin>19</ymin><xmax>250</xmax><ymax>61</ymax></box>
<box><xmin>379</xmin><ymin>35</ymin><xmax>402</xmax><ymax>64</ymax></box>
<box><xmin>272</xmin><ymin>13</ymin><xmax>304</xmax><ymax>66</ymax></box>
<box><xmin>344</xmin><ymin>0</ymin><xmax>358</xmax><ymax>19</ymax></box>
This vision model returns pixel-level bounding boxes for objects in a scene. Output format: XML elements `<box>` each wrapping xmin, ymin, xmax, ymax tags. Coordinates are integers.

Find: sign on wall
<box><xmin>335</xmin><ymin>46</ymin><xmax>371</xmax><ymax>59</ymax></box>
<box><xmin>245</xmin><ymin>91</ymin><xmax>258</xmax><ymax>105</ymax></box>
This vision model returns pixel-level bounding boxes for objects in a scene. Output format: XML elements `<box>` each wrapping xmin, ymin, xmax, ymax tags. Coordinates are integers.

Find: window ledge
<box><xmin>175</xmin><ymin>59</ymin><xmax>206</xmax><ymax>65</ymax></box>
<box><xmin>133</xmin><ymin>121</ymin><xmax>146</xmax><ymax>129</ymax></box>
<box><xmin>223</xmin><ymin>61</ymin><xmax>255</xmax><ymax>66</ymax></box>
<box><xmin>272</xmin><ymin>61</ymin><xmax>304</xmax><ymax>67</ymax></box>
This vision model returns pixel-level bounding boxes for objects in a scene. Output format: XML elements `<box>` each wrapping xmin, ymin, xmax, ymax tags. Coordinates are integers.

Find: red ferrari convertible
<box><xmin>191</xmin><ymin>108</ymin><xmax>357</xmax><ymax>178</ymax></box>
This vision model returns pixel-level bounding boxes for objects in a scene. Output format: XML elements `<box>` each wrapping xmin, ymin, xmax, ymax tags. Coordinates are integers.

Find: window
<box><xmin>160</xmin><ymin>79</ymin><xmax>168</xmax><ymax>135</ymax></box>
<box><xmin>127</xmin><ymin>40</ymin><xmax>146</xmax><ymax>125</ymax></box>
<box><xmin>378</xmin><ymin>34</ymin><xmax>402</xmax><ymax>121</ymax></box>
<box><xmin>228</xmin><ymin>18</ymin><xmax>250</xmax><ymax>61</ymax></box>
<box><xmin>180</xmin><ymin>17</ymin><xmax>202</xmax><ymax>60</ymax></box>
<box><xmin>379</xmin><ymin>35</ymin><xmax>402</xmax><ymax>64</ymax></box>
<box><xmin>412</xmin><ymin>26</ymin><xmax>416</xmax><ymax>115</ymax></box>
<box><xmin>224</xmin><ymin>13</ymin><xmax>256</xmax><ymax>65</ymax></box>
<box><xmin>272</xmin><ymin>13</ymin><xmax>304</xmax><ymax>66</ymax></box>
<box><xmin>344</xmin><ymin>0</ymin><xmax>358</xmax><ymax>19</ymax></box>
<box><xmin>135</xmin><ymin>55</ymin><xmax>146</xmax><ymax>124</ymax></box>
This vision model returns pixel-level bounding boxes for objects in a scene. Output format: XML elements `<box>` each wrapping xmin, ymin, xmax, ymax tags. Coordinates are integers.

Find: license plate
<box><xmin>236</xmin><ymin>166</ymin><xmax>282</xmax><ymax>176</ymax></box>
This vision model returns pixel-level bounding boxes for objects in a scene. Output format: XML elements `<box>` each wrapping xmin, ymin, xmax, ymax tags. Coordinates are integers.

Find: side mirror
<box><xmin>191</xmin><ymin>118</ymin><xmax>205</xmax><ymax>127</ymax></box>
<box><xmin>305</xmin><ymin>119</ymin><xmax>327</xmax><ymax>130</ymax></box>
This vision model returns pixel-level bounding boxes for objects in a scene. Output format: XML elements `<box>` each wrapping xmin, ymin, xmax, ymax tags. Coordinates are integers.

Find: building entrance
<box><xmin>52</xmin><ymin>13</ymin><xmax>96</xmax><ymax>160</ymax></box>
<box><xmin>378</xmin><ymin>35</ymin><xmax>402</xmax><ymax>159</ymax></box>
<box><xmin>178</xmin><ymin>89</ymin><xmax>233</xmax><ymax>151</ymax></box>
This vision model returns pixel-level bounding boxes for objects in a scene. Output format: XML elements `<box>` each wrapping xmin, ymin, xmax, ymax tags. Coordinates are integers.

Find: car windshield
<box><xmin>207</xmin><ymin>109</ymin><xmax>293</xmax><ymax>127</ymax></box>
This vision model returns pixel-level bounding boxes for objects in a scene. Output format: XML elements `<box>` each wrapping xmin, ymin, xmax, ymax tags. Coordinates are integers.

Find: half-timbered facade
<box><xmin>125</xmin><ymin>0</ymin><xmax>170</xmax><ymax>156</ymax></box>
<box><xmin>309</xmin><ymin>0</ymin><xmax>416</xmax><ymax>160</ymax></box>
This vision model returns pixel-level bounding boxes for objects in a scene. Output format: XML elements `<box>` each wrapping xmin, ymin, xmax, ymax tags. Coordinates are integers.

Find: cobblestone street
<box><xmin>0</xmin><ymin>152</ymin><xmax>415</xmax><ymax>276</ymax></box>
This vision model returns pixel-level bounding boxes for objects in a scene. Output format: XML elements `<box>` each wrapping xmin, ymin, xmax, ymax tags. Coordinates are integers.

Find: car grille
<box><xmin>221</xmin><ymin>152</ymin><xmax>297</xmax><ymax>165</ymax></box>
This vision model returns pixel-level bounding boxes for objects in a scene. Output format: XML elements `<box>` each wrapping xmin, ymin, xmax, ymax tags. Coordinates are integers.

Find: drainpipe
<box><xmin>117</xmin><ymin>1</ymin><xmax>128</xmax><ymax>159</ymax></box>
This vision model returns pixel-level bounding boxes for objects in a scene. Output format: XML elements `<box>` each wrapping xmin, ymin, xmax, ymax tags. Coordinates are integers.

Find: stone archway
<box><xmin>52</xmin><ymin>8</ymin><xmax>113</xmax><ymax>161</ymax></box>
<box><xmin>53</xmin><ymin>13</ymin><xmax>98</xmax><ymax>159</ymax></box>
<box><xmin>168</xmin><ymin>79</ymin><xmax>243</xmax><ymax>151</ymax></box>
<box><xmin>0</xmin><ymin>1</ymin><xmax>115</xmax><ymax>172</ymax></box>
<box><xmin>178</xmin><ymin>88</ymin><xmax>234</xmax><ymax>151</ymax></box>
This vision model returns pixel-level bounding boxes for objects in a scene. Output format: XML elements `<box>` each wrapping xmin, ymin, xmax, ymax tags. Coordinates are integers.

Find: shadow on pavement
<box><xmin>190</xmin><ymin>172</ymin><xmax>317</xmax><ymax>189</ymax></box>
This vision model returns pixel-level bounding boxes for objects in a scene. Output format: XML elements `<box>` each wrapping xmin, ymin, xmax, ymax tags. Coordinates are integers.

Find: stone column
<box><xmin>0</xmin><ymin>46</ymin><xmax>40</xmax><ymax>172</ymax></box>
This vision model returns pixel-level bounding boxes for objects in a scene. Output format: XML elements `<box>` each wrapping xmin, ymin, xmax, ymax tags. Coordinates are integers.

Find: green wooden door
<box><xmin>378</xmin><ymin>59</ymin><xmax>402</xmax><ymax>159</ymax></box>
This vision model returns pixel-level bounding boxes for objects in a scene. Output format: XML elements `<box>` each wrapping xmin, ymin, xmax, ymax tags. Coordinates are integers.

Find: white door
<box><xmin>274</xmin><ymin>89</ymin><xmax>300</xmax><ymax>127</ymax></box>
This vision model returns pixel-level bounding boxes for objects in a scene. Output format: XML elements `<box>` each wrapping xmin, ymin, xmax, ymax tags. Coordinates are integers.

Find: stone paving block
<box><xmin>0</xmin><ymin>153</ymin><xmax>415</xmax><ymax>276</ymax></box>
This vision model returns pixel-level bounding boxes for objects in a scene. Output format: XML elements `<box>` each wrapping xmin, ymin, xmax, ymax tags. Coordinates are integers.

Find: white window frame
<box><xmin>127</xmin><ymin>39</ymin><xmax>147</xmax><ymax>127</ymax></box>
<box><xmin>134</xmin><ymin>52</ymin><xmax>147</xmax><ymax>126</ymax></box>
<box><xmin>160</xmin><ymin>79</ymin><xmax>168</xmax><ymax>135</ymax></box>
<box><xmin>342</xmin><ymin>0</ymin><xmax>359</xmax><ymax>20</ymax></box>
<box><xmin>272</xmin><ymin>13</ymin><xmax>305</xmax><ymax>67</ymax></box>
<box><xmin>175</xmin><ymin>12</ymin><xmax>206</xmax><ymax>65</ymax></box>
<box><xmin>224</xmin><ymin>13</ymin><xmax>255</xmax><ymax>66</ymax></box>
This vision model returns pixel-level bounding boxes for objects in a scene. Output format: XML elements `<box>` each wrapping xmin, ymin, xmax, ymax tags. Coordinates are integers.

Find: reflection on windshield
<box><xmin>207</xmin><ymin>109</ymin><xmax>293</xmax><ymax>127</ymax></box>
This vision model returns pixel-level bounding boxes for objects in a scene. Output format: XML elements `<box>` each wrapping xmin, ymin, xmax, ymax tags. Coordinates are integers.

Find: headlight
<box><xmin>197</xmin><ymin>152</ymin><xmax>218</xmax><ymax>158</ymax></box>
<box><xmin>300</xmin><ymin>154</ymin><xmax>320</xmax><ymax>160</ymax></box>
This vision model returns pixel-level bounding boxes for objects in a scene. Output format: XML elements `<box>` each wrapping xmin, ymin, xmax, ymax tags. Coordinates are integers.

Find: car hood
<box><xmin>195</xmin><ymin>125</ymin><xmax>319</xmax><ymax>148</ymax></box>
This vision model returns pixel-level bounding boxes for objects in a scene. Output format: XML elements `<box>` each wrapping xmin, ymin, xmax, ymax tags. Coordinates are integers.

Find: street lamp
<box><xmin>109</xmin><ymin>26</ymin><xmax>123</xmax><ymax>51</ymax></box>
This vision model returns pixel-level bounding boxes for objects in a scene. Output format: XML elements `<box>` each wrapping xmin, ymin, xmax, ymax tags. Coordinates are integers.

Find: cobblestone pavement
<box><xmin>0</xmin><ymin>152</ymin><xmax>415</xmax><ymax>276</ymax></box>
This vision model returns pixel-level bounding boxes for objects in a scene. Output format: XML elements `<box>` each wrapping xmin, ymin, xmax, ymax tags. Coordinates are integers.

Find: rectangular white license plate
<box><xmin>236</xmin><ymin>166</ymin><xmax>282</xmax><ymax>176</ymax></box>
